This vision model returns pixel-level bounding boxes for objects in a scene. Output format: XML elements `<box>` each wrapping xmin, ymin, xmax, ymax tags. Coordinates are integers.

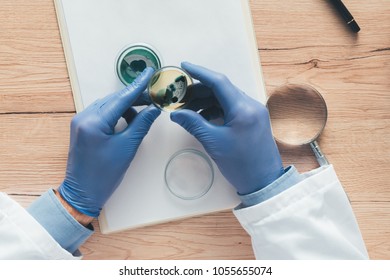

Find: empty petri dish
<box><xmin>165</xmin><ymin>149</ymin><xmax>214</xmax><ymax>200</ymax></box>
<box><xmin>148</xmin><ymin>66</ymin><xmax>193</xmax><ymax>112</ymax></box>
<box><xmin>116</xmin><ymin>44</ymin><xmax>161</xmax><ymax>86</ymax></box>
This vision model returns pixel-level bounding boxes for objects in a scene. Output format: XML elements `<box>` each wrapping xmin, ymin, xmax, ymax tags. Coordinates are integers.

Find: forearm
<box><xmin>54</xmin><ymin>189</ymin><xmax>94</xmax><ymax>226</ymax></box>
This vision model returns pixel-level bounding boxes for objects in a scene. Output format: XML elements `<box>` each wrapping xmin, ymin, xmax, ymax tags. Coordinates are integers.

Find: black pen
<box><xmin>329</xmin><ymin>0</ymin><xmax>360</xmax><ymax>32</ymax></box>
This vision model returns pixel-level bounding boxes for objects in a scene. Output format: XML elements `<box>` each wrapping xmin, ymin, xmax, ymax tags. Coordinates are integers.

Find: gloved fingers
<box><xmin>92</xmin><ymin>86</ymin><xmax>151</xmax><ymax>111</ymax></box>
<box><xmin>178</xmin><ymin>82</ymin><xmax>224</xmax><ymax>123</ymax></box>
<box><xmin>170</xmin><ymin>109</ymin><xmax>214</xmax><ymax>141</ymax></box>
<box><xmin>87</xmin><ymin>92</ymin><xmax>116</xmax><ymax>112</ymax></box>
<box><xmin>187</xmin><ymin>83</ymin><xmax>214</xmax><ymax>99</ymax></box>
<box><xmin>181</xmin><ymin>62</ymin><xmax>240</xmax><ymax>113</ymax></box>
<box><xmin>199</xmin><ymin>106</ymin><xmax>224</xmax><ymax>122</ymax></box>
<box><xmin>122</xmin><ymin>107</ymin><xmax>138</xmax><ymax>124</ymax></box>
<box><xmin>132</xmin><ymin>89</ymin><xmax>153</xmax><ymax>106</ymax></box>
<box><xmin>99</xmin><ymin>67</ymin><xmax>155</xmax><ymax>129</ymax></box>
<box><xmin>123</xmin><ymin>105</ymin><xmax>161</xmax><ymax>139</ymax></box>
<box><xmin>184</xmin><ymin>83</ymin><xmax>220</xmax><ymax>111</ymax></box>
<box><xmin>185</xmin><ymin>97</ymin><xmax>219</xmax><ymax>112</ymax></box>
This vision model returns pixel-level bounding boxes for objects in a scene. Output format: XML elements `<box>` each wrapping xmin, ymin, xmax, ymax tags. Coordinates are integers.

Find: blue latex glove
<box><xmin>58</xmin><ymin>67</ymin><xmax>160</xmax><ymax>217</ymax></box>
<box><xmin>171</xmin><ymin>62</ymin><xmax>284</xmax><ymax>195</ymax></box>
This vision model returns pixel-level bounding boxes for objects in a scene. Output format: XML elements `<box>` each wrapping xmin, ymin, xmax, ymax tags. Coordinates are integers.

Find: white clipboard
<box><xmin>54</xmin><ymin>0</ymin><xmax>266</xmax><ymax>233</ymax></box>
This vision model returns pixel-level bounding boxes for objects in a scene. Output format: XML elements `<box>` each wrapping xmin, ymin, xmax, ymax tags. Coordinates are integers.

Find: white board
<box><xmin>54</xmin><ymin>0</ymin><xmax>266</xmax><ymax>233</ymax></box>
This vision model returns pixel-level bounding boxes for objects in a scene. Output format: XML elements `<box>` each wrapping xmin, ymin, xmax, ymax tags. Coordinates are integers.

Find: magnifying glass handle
<box><xmin>310</xmin><ymin>140</ymin><xmax>329</xmax><ymax>166</ymax></box>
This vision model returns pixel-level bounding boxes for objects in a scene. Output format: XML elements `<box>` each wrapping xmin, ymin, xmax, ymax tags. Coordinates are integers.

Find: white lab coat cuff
<box><xmin>233</xmin><ymin>165</ymin><xmax>368</xmax><ymax>259</ymax></box>
<box><xmin>0</xmin><ymin>192</ymin><xmax>78</xmax><ymax>259</ymax></box>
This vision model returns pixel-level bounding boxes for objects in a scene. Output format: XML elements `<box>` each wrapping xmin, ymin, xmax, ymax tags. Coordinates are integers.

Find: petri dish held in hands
<box><xmin>148</xmin><ymin>66</ymin><xmax>193</xmax><ymax>112</ymax></box>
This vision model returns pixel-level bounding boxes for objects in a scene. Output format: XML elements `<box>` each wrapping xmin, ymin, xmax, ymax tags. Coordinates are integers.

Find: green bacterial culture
<box><xmin>116</xmin><ymin>45</ymin><xmax>161</xmax><ymax>86</ymax></box>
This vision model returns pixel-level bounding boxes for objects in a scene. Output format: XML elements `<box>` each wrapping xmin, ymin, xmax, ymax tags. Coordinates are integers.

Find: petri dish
<box><xmin>148</xmin><ymin>66</ymin><xmax>193</xmax><ymax>112</ymax></box>
<box><xmin>165</xmin><ymin>149</ymin><xmax>214</xmax><ymax>200</ymax></box>
<box><xmin>116</xmin><ymin>44</ymin><xmax>161</xmax><ymax>86</ymax></box>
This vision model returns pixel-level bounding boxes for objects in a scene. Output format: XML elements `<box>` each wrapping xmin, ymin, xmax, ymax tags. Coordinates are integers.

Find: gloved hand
<box><xmin>171</xmin><ymin>62</ymin><xmax>284</xmax><ymax>195</ymax></box>
<box><xmin>58</xmin><ymin>67</ymin><xmax>160</xmax><ymax>217</ymax></box>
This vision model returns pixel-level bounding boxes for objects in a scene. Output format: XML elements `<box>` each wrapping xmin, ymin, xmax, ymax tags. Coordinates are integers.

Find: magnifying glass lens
<box><xmin>267</xmin><ymin>84</ymin><xmax>327</xmax><ymax>145</ymax></box>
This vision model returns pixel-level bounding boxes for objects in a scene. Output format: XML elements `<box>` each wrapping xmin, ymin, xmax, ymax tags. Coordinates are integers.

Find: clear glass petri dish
<box><xmin>116</xmin><ymin>44</ymin><xmax>161</xmax><ymax>86</ymax></box>
<box><xmin>165</xmin><ymin>149</ymin><xmax>214</xmax><ymax>200</ymax></box>
<box><xmin>148</xmin><ymin>66</ymin><xmax>193</xmax><ymax>112</ymax></box>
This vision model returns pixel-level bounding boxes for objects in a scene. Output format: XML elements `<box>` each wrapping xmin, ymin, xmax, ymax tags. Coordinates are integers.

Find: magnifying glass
<box><xmin>266</xmin><ymin>84</ymin><xmax>329</xmax><ymax>166</ymax></box>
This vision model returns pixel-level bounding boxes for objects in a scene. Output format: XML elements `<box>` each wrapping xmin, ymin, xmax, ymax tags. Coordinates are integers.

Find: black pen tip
<box><xmin>349</xmin><ymin>20</ymin><xmax>360</xmax><ymax>33</ymax></box>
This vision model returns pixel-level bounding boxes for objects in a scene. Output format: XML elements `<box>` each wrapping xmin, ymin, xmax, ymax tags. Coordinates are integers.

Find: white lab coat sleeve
<box><xmin>233</xmin><ymin>165</ymin><xmax>369</xmax><ymax>259</ymax></box>
<box><xmin>0</xmin><ymin>193</ymin><xmax>78</xmax><ymax>260</ymax></box>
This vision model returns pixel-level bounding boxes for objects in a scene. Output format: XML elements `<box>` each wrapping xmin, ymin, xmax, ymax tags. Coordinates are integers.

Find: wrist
<box><xmin>54</xmin><ymin>189</ymin><xmax>94</xmax><ymax>226</ymax></box>
<box><xmin>238</xmin><ymin>164</ymin><xmax>285</xmax><ymax>195</ymax></box>
<box><xmin>238</xmin><ymin>166</ymin><xmax>301</xmax><ymax>207</ymax></box>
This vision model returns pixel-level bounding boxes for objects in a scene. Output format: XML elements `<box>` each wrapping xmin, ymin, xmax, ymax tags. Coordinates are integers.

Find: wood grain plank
<box><xmin>0</xmin><ymin>113</ymin><xmax>72</xmax><ymax>194</ymax></box>
<box><xmin>353</xmin><ymin>201</ymin><xmax>390</xmax><ymax>260</ymax></box>
<box><xmin>0</xmin><ymin>0</ymin><xmax>74</xmax><ymax>113</ymax></box>
<box><xmin>250</xmin><ymin>0</ymin><xmax>390</xmax><ymax>49</ymax></box>
<box><xmin>82</xmin><ymin>211</ymin><xmax>254</xmax><ymax>260</ymax></box>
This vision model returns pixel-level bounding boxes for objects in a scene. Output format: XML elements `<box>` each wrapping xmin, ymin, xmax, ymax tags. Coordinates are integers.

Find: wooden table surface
<box><xmin>0</xmin><ymin>0</ymin><xmax>389</xmax><ymax>259</ymax></box>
